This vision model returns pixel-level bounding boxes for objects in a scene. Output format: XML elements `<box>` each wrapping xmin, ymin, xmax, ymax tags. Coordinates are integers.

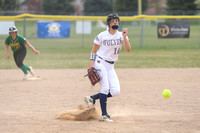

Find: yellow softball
<box><xmin>162</xmin><ymin>89</ymin><xmax>171</xmax><ymax>98</ymax></box>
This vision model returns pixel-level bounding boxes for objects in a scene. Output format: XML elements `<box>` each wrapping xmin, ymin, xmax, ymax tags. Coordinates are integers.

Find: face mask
<box><xmin>111</xmin><ymin>25</ymin><xmax>118</xmax><ymax>30</ymax></box>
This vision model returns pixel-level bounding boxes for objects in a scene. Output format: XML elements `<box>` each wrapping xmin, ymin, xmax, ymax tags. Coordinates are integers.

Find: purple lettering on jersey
<box><xmin>95</xmin><ymin>36</ymin><xmax>99</xmax><ymax>41</ymax></box>
<box><xmin>103</xmin><ymin>39</ymin><xmax>122</xmax><ymax>46</ymax></box>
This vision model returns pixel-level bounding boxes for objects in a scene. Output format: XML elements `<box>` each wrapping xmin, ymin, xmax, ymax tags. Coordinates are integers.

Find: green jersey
<box><xmin>5</xmin><ymin>35</ymin><xmax>27</xmax><ymax>52</ymax></box>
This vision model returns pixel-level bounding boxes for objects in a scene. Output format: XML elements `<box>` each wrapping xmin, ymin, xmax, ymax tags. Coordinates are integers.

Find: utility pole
<box><xmin>138</xmin><ymin>0</ymin><xmax>143</xmax><ymax>48</ymax></box>
<box><xmin>138</xmin><ymin>0</ymin><xmax>142</xmax><ymax>15</ymax></box>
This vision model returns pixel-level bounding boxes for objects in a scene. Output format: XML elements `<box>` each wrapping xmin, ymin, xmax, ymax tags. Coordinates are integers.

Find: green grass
<box><xmin>0</xmin><ymin>21</ymin><xmax>200</xmax><ymax>69</ymax></box>
<box><xmin>1</xmin><ymin>43</ymin><xmax>199</xmax><ymax>69</ymax></box>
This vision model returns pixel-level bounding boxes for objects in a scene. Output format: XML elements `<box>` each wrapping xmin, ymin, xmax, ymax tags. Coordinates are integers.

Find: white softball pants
<box><xmin>94</xmin><ymin>56</ymin><xmax>120</xmax><ymax>96</ymax></box>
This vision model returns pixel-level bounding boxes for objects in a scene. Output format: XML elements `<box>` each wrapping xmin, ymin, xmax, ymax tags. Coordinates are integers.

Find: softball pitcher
<box><xmin>4</xmin><ymin>26</ymin><xmax>40</xmax><ymax>80</ymax></box>
<box><xmin>84</xmin><ymin>13</ymin><xmax>131</xmax><ymax>122</ymax></box>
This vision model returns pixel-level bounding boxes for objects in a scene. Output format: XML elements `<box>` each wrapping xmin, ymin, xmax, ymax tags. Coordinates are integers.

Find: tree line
<box><xmin>0</xmin><ymin>0</ymin><xmax>198</xmax><ymax>15</ymax></box>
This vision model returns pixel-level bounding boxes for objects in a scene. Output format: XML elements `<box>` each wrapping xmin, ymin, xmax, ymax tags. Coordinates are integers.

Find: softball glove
<box><xmin>84</xmin><ymin>67</ymin><xmax>100</xmax><ymax>86</ymax></box>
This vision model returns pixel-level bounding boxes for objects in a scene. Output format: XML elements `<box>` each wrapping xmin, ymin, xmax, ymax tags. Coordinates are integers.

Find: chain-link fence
<box><xmin>0</xmin><ymin>14</ymin><xmax>200</xmax><ymax>49</ymax></box>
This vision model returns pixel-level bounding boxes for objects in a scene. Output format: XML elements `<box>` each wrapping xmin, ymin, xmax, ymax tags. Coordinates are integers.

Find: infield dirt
<box><xmin>0</xmin><ymin>68</ymin><xmax>199</xmax><ymax>133</ymax></box>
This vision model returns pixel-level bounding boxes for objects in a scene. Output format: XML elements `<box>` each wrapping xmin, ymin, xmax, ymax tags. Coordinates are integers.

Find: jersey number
<box><xmin>114</xmin><ymin>48</ymin><xmax>121</xmax><ymax>55</ymax></box>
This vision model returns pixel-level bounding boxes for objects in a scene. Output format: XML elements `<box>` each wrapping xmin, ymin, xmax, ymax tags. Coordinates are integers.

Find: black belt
<box><xmin>98</xmin><ymin>56</ymin><xmax>115</xmax><ymax>64</ymax></box>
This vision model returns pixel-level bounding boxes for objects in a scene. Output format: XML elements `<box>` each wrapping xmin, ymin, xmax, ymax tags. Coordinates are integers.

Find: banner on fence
<box><xmin>37</xmin><ymin>21</ymin><xmax>70</xmax><ymax>38</ymax></box>
<box><xmin>76</xmin><ymin>21</ymin><xmax>91</xmax><ymax>34</ymax></box>
<box><xmin>0</xmin><ymin>21</ymin><xmax>15</xmax><ymax>35</ymax></box>
<box><xmin>157</xmin><ymin>22</ymin><xmax>190</xmax><ymax>38</ymax></box>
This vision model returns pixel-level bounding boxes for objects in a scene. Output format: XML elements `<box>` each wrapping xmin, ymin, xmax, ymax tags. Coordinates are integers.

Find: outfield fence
<box><xmin>0</xmin><ymin>14</ymin><xmax>200</xmax><ymax>49</ymax></box>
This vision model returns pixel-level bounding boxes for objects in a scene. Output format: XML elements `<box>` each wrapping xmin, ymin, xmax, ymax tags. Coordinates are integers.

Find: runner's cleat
<box><xmin>23</xmin><ymin>73</ymin><xmax>30</xmax><ymax>80</ymax></box>
<box><xmin>29</xmin><ymin>66</ymin><xmax>36</xmax><ymax>76</ymax></box>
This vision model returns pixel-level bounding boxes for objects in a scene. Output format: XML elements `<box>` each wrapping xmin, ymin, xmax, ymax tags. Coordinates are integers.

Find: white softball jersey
<box><xmin>93</xmin><ymin>29</ymin><xmax>129</xmax><ymax>96</ymax></box>
<box><xmin>94</xmin><ymin>29</ymin><xmax>129</xmax><ymax>62</ymax></box>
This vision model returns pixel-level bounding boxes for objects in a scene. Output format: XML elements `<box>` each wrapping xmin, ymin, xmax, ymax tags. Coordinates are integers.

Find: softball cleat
<box><xmin>100</xmin><ymin>114</ymin><xmax>113</xmax><ymax>122</ymax></box>
<box><xmin>29</xmin><ymin>66</ymin><xmax>36</xmax><ymax>76</ymax></box>
<box><xmin>23</xmin><ymin>73</ymin><xmax>30</xmax><ymax>80</ymax></box>
<box><xmin>84</xmin><ymin>96</ymin><xmax>95</xmax><ymax>106</ymax></box>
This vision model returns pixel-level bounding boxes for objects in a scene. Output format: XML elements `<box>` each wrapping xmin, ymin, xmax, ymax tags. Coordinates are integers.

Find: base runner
<box><xmin>84</xmin><ymin>13</ymin><xmax>131</xmax><ymax>122</ymax></box>
<box><xmin>4</xmin><ymin>26</ymin><xmax>40</xmax><ymax>80</ymax></box>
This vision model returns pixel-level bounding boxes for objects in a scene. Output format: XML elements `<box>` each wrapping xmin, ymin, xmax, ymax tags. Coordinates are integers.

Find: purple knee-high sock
<box><xmin>91</xmin><ymin>93</ymin><xmax>100</xmax><ymax>100</ymax></box>
<box><xmin>99</xmin><ymin>93</ymin><xmax>107</xmax><ymax>115</ymax></box>
<box><xmin>91</xmin><ymin>92</ymin><xmax>112</xmax><ymax>100</ymax></box>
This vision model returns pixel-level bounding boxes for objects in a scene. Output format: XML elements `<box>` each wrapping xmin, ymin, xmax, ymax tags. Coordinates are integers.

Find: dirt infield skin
<box><xmin>0</xmin><ymin>68</ymin><xmax>199</xmax><ymax>133</ymax></box>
